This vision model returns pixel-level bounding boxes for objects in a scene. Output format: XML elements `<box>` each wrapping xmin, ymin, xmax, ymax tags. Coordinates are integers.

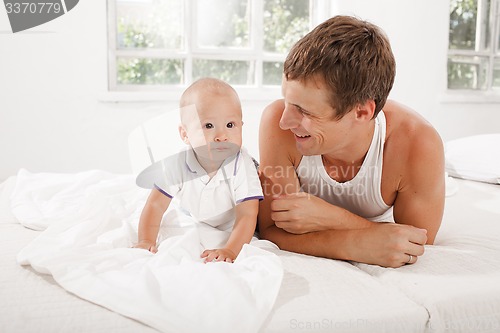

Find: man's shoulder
<box><xmin>259</xmin><ymin>99</ymin><xmax>302</xmax><ymax>166</ymax></box>
<box><xmin>260</xmin><ymin>99</ymin><xmax>294</xmax><ymax>146</ymax></box>
<box><xmin>381</xmin><ymin>102</ymin><xmax>444</xmax><ymax>202</ymax></box>
<box><xmin>261</xmin><ymin>99</ymin><xmax>285</xmax><ymax>126</ymax></box>
<box><xmin>385</xmin><ymin>101</ymin><xmax>439</xmax><ymax>141</ymax></box>
<box><xmin>383</xmin><ymin>101</ymin><xmax>443</xmax><ymax>165</ymax></box>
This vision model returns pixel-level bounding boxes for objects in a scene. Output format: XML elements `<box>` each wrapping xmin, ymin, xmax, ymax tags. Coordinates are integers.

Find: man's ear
<box><xmin>178</xmin><ymin>125</ymin><xmax>189</xmax><ymax>144</ymax></box>
<box><xmin>355</xmin><ymin>100</ymin><xmax>376</xmax><ymax>121</ymax></box>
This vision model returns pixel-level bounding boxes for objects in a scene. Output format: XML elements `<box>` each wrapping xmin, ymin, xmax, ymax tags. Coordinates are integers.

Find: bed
<box><xmin>1</xmin><ymin>130</ymin><xmax>500</xmax><ymax>333</ymax></box>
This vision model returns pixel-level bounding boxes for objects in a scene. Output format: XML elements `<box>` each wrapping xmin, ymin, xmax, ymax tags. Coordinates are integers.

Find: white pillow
<box><xmin>445</xmin><ymin>134</ymin><xmax>500</xmax><ymax>184</ymax></box>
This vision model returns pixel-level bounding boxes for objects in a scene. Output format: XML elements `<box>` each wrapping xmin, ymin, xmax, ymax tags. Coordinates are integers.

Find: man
<box><xmin>258</xmin><ymin>15</ymin><xmax>445</xmax><ymax>268</ymax></box>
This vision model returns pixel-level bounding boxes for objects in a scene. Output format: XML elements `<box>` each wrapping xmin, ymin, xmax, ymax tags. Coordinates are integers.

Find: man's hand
<box><xmin>271</xmin><ymin>192</ymin><xmax>350</xmax><ymax>234</ymax></box>
<box><xmin>351</xmin><ymin>223</ymin><xmax>427</xmax><ymax>268</ymax></box>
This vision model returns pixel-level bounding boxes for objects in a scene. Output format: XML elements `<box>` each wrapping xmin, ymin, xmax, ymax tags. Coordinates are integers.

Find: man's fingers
<box><xmin>403</xmin><ymin>253</ymin><xmax>418</xmax><ymax>265</ymax></box>
<box><xmin>406</xmin><ymin>242</ymin><xmax>425</xmax><ymax>257</ymax></box>
<box><xmin>408</xmin><ymin>227</ymin><xmax>428</xmax><ymax>245</ymax></box>
<box><xmin>270</xmin><ymin>211</ymin><xmax>289</xmax><ymax>222</ymax></box>
<box><xmin>271</xmin><ymin>192</ymin><xmax>308</xmax><ymax>211</ymax></box>
<box><xmin>272</xmin><ymin>192</ymin><xmax>308</xmax><ymax>200</ymax></box>
<box><xmin>270</xmin><ymin>198</ymin><xmax>288</xmax><ymax>212</ymax></box>
<box><xmin>275</xmin><ymin>221</ymin><xmax>286</xmax><ymax>230</ymax></box>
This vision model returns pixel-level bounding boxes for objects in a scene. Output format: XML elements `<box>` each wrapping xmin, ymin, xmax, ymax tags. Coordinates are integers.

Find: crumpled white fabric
<box><xmin>13</xmin><ymin>169</ymin><xmax>283</xmax><ymax>333</ymax></box>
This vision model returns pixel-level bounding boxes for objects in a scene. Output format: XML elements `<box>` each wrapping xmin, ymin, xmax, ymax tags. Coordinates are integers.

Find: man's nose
<box><xmin>279</xmin><ymin>105</ymin><xmax>301</xmax><ymax>130</ymax></box>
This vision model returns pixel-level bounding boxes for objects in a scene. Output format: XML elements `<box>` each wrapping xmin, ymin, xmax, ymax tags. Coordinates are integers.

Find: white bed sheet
<box><xmin>1</xmin><ymin>174</ymin><xmax>500</xmax><ymax>333</ymax></box>
<box><xmin>0</xmin><ymin>224</ymin><xmax>159</xmax><ymax>333</ymax></box>
<box><xmin>9</xmin><ymin>170</ymin><xmax>283</xmax><ymax>333</ymax></box>
<box><xmin>354</xmin><ymin>179</ymin><xmax>500</xmax><ymax>333</ymax></box>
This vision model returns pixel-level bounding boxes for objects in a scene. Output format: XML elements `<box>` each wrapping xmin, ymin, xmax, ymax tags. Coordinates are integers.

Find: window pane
<box><xmin>263</xmin><ymin>0</ymin><xmax>310</xmax><ymax>53</ymax></box>
<box><xmin>498</xmin><ymin>27</ymin><xmax>500</xmax><ymax>53</ymax></box>
<box><xmin>116</xmin><ymin>0</ymin><xmax>183</xmax><ymax>50</ymax></box>
<box><xmin>263</xmin><ymin>61</ymin><xmax>283</xmax><ymax>85</ymax></box>
<box><xmin>117</xmin><ymin>58</ymin><xmax>184</xmax><ymax>85</ymax></box>
<box><xmin>447</xmin><ymin>55</ymin><xmax>488</xmax><ymax>89</ymax></box>
<box><xmin>449</xmin><ymin>0</ymin><xmax>478</xmax><ymax>50</ymax></box>
<box><xmin>482</xmin><ymin>0</ymin><xmax>491</xmax><ymax>50</ymax></box>
<box><xmin>193</xmin><ymin>59</ymin><xmax>254</xmax><ymax>85</ymax></box>
<box><xmin>196</xmin><ymin>0</ymin><xmax>250</xmax><ymax>48</ymax></box>
<box><xmin>493</xmin><ymin>58</ymin><xmax>500</xmax><ymax>88</ymax></box>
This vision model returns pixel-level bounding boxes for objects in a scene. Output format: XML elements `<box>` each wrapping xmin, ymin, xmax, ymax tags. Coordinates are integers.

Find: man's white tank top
<box><xmin>296</xmin><ymin>111</ymin><xmax>393</xmax><ymax>222</ymax></box>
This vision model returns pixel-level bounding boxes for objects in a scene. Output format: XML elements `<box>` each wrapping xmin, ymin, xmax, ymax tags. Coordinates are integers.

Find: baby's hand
<box><xmin>201</xmin><ymin>248</ymin><xmax>236</xmax><ymax>263</ymax></box>
<box><xmin>132</xmin><ymin>241</ymin><xmax>158</xmax><ymax>253</ymax></box>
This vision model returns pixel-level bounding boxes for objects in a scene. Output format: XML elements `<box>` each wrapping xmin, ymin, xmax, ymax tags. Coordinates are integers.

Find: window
<box><xmin>448</xmin><ymin>0</ymin><xmax>500</xmax><ymax>91</ymax></box>
<box><xmin>107</xmin><ymin>0</ymin><xmax>329</xmax><ymax>95</ymax></box>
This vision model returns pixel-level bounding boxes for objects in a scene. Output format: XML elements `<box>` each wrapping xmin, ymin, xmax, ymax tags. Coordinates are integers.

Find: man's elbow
<box><xmin>257</xmin><ymin>218</ymin><xmax>279</xmax><ymax>242</ymax></box>
<box><xmin>425</xmin><ymin>230</ymin><xmax>438</xmax><ymax>245</ymax></box>
<box><xmin>257</xmin><ymin>220</ymin><xmax>272</xmax><ymax>239</ymax></box>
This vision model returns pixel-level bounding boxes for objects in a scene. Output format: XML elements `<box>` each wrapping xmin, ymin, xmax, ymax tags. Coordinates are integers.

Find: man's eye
<box><xmin>204</xmin><ymin>123</ymin><xmax>213</xmax><ymax>129</ymax></box>
<box><xmin>226</xmin><ymin>122</ymin><xmax>235</xmax><ymax>128</ymax></box>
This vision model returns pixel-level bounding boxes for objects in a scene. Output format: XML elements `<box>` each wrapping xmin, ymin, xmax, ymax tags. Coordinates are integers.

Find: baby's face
<box><xmin>181</xmin><ymin>94</ymin><xmax>243</xmax><ymax>162</ymax></box>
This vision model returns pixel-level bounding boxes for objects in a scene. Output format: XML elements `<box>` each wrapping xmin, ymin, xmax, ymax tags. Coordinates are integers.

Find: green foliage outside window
<box><xmin>448</xmin><ymin>0</ymin><xmax>500</xmax><ymax>91</ymax></box>
<box><xmin>449</xmin><ymin>0</ymin><xmax>478</xmax><ymax>50</ymax></box>
<box><xmin>263</xmin><ymin>0</ymin><xmax>309</xmax><ymax>53</ymax></box>
<box><xmin>116</xmin><ymin>17</ymin><xmax>184</xmax><ymax>85</ymax></box>
<box><xmin>263</xmin><ymin>62</ymin><xmax>284</xmax><ymax>85</ymax></box>
<box><xmin>117</xmin><ymin>58</ymin><xmax>183</xmax><ymax>85</ymax></box>
<box><xmin>114</xmin><ymin>0</ymin><xmax>311</xmax><ymax>87</ymax></box>
<box><xmin>193</xmin><ymin>60</ymin><xmax>252</xmax><ymax>85</ymax></box>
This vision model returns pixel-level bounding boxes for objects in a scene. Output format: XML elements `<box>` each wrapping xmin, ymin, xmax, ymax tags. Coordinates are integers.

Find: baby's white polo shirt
<box><xmin>154</xmin><ymin>147</ymin><xmax>263</xmax><ymax>231</ymax></box>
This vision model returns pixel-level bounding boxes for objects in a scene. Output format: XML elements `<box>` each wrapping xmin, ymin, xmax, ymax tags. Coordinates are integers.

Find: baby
<box><xmin>133</xmin><ymin>78</ymin><xmax>263</xmax><ymax>263</ymax></box>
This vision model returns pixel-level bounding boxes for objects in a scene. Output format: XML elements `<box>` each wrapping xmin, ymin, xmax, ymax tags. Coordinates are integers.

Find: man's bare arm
<box><xmin>258</xmin><ymin>100</ymin><xmax>428</xmax><ymax>267</ymax></box>
<box><xmin>391</xmin><ymin>121</ymin><xmax>445</xmax><ymax>244</ymax></box>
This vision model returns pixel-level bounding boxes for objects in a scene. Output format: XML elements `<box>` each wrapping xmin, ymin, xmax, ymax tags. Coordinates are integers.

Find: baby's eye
<box><xmin>226</xmin><ymin>122</ymin><xmax>235</xmax><ymax>128</ymax></box>
<box><xmin>204</xmin><ymin>123</ymin><xmax>214</xmax><ymax>129</ymax></box>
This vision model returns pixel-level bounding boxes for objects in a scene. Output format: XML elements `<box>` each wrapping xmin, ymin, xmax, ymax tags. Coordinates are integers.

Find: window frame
<box><xmin>446</xmin><ymin>0</ymin><xmax>500</xmax><ymax>101</ymax></box>
<box><xmin>105</xmin><ymin>0</ymin><xmax>331</xmax><ymax>102</ymax></box>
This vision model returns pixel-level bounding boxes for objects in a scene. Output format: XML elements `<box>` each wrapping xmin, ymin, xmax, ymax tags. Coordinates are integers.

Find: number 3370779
<box><xmin>5</xmin><ymin>2</ymin><xmax>62</xmax><ymax>14</ymax></box>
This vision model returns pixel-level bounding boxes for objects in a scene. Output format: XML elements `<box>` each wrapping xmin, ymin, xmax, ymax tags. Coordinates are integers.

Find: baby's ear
<box><xmin>178</xmin><ymin>125</ymin><xmax>189</xmax><ymax>144</ymax></box>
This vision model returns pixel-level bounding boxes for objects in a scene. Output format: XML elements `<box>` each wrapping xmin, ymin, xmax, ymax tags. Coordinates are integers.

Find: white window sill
<box><xmin>99</xmin><ymin>87</ymin><xmax>282</xmax><ymax>103</ymax></box>
<box><xmin>439</xmin><ymin>90</ymin><xmax>500</xmax><ymax>104</ymax></box>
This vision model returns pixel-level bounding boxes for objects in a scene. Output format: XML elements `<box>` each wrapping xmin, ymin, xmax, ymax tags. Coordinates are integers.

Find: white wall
<box><xmin>331</xmin><ymin>0</ymin><xmax>500</xmax><ymax>141</ymax></box>
<box><xmin>1</xmin><ymin>1</ymin><xmax>499</xmax><ymax>181</ymax></box>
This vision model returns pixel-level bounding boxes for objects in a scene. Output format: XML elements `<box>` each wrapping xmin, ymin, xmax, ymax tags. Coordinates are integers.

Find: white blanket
<box><xmin>353</xmin><ymin>178</ymin><xmax>500</xmax><ymax>333</ymax></box>
<box><xmin>13</xmin><ymin>169</ymin><xmax>283</xmax><ymax>333</ymax></box>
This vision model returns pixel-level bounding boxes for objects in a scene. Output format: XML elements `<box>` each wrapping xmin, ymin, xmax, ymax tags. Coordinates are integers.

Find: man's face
<box><xmin>280</xmin><ymin>76</ymin><xmax>355</xmax><ymax>157</ymax></box>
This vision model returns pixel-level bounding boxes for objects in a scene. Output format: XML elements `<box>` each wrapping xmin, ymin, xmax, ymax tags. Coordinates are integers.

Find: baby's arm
<box><xmin>133</xmin><ymin>188</ymin><xmax>171</xmax><ymax>253</ymax></box>
<box><xmin>201</xmin><ymin>199</ymin><xmax>259</xmax><ymax>263</ymax></box>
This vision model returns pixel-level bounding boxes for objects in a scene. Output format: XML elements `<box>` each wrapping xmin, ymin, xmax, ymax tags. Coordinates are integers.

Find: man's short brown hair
<box><xmin>284</xmin><ymin>15</ymin><xmax>396</xmax><ymax>119</ymax></box>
